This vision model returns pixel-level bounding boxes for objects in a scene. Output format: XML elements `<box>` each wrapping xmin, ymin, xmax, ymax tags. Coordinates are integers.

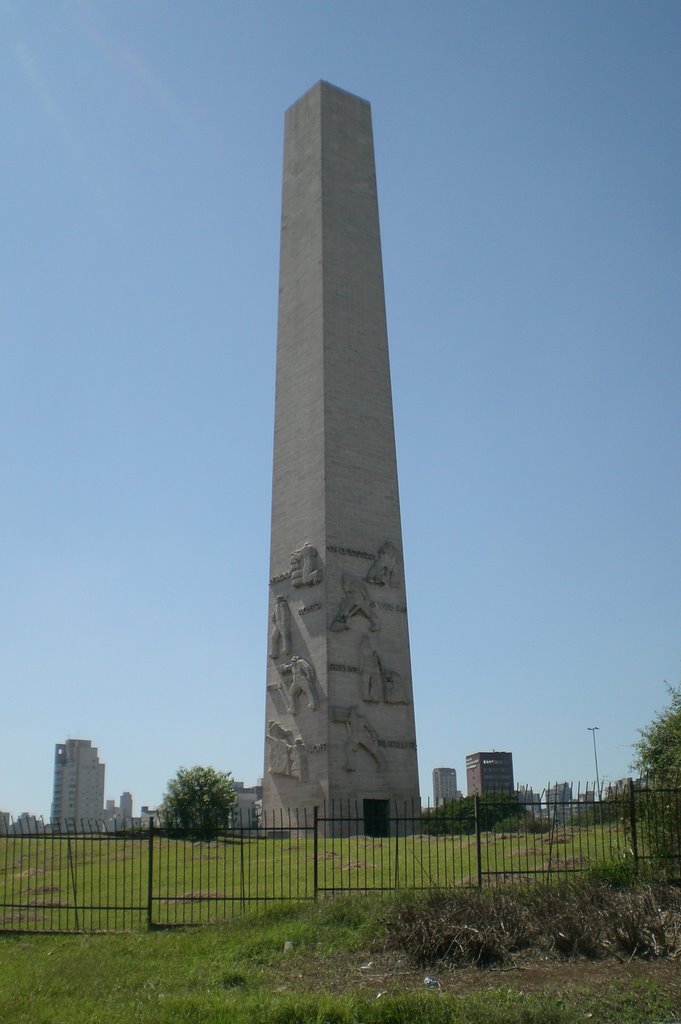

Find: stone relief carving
<box><xmin>277</xmin><ymin>655</ymin><xmax>319</xmax><ymax>714</ymax></box>
<box><xmin>383</xmin><ymin>669</ymin><xmax>409</xmax><ymax>705</ymax></box>
<box><xmin>358</xmin><ymin>636</ymin><xmax>382</xmax><ymax>702</ymax></box>
<box><xmin>290</xmin><ymin>543</ymin><xmax>322</xmax><ymax>587</ymax></box>
<box><xmin>267</xmin><ymin>720</ymin><xmax>307</xmax><ymax>781</ymax></box>
<box><xmin>330</xmin><ymin>574</ymin><xmax>380</xmax><ymax>632</ymax></box>
<box><xmin>298</xmin><ymin>602</ymin><xmax>322</xmax><ymax>617</ymax></box>
<box><xmin>359</xmin><ymin>637</ymin><xmax>410</xmax><ymax>704</ymax></box>
<box><xmin>268</xmin><ymin>595</ymin><xmax>291</xmax><ymax>659</ymax></box>
<box><xmin>331</xmin><ymin>706</ymin><xmax>385</xmax><ymax>771</ymax></box>
<box><xmin>366</xmin><ymin>541</ymin><xmax>400</xmax><ymax>588</ymax></box>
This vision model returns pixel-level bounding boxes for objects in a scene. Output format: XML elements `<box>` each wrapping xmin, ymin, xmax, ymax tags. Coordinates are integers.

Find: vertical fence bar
<box><xmin>313</xmin><ymin>806</ymin><xmax>318</xmax><ymax>900</ymax></box>
<box><xmin>1</xmin><ymin>827</ymin><xmax>6</xmax><ymax>928</ymax></box>
<box><xmin>239</xmin><ymin>819</ymin><xmax>246</xmax><ymax>915</ymax></box>
<box><xmin>87</xmin><ymin>828</ymin><xmax>94</xmax><ymax>931</ymax></box>
<box><xmin>474</xmin><ymin>795</ymin><xmax>482</xmax><ymax>888</ymax></box>
<box><xmin>628</xmin><ymin>778</ymin><xmax>639</xmax><ymax>873</ymax></box>
<box><xmin>66</xmin><ymin>827</ymin><xmax>79</xmax><ymax>931</ymax></box>
<box><xmin>394</xmin><ymin>804</ymin><xmax>399</xmax><ymax>889</ymax></box>
<box><xmin>26</xmin><ymin>827</ymin><xmax>33</xmax><ymax>930</ymax></box>
<box><xmin>146</xmin><ymin>818</ymin><xmax>154</xmax><ymax>928</ymax></box>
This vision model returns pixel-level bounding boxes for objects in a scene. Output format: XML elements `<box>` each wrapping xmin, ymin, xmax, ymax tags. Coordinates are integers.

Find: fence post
<box><xmin>474</xmin><ymin>795</ymin><xmax>483</xmax><ymax>889</ymax></box>
<box><xmin>628</xmin><ymin>778</ymin><xmax>639</xmax><ymax>874</ymax></box>
<box><xmin>147</xmin><ymin>817</ymin><xmax>155</xmax><ymax>928</ymax></box>
<box><xmin>66</xmin><ymin>825</ymin><xmax>80</xmax><ymax>931</ymax></box>
<box><xmin>394</xmin><ymin>802</ymin><xmax>400</xmax><ymax>890</ymax></box>
<box><xmin>313</xmin><ymin>806</ymin><xmax>318</xmax><ymax>901</ymax></box>
<box><xmin>239</xmin><ymin>811</ymin><xmax>246</xmax><ymax>911</ymax></box>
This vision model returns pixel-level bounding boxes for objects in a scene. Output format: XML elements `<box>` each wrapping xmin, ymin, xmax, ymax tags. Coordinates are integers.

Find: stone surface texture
<box><xmin>263</xmin><ymin>81</ymin><xmax>420</xmax><ymax>822</ymax></box>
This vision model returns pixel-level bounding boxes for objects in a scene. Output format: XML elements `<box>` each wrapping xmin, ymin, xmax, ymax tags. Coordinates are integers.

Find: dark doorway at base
<box><xmin>363</xmin><ymin>798</ymin><xmax>390</xmax><ymax>838</ymax></box>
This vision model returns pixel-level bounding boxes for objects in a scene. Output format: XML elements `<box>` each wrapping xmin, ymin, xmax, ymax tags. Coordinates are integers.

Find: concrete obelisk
<box><xmin>263</xmin><ymin>82</ymin><xmax>420</xmax><ymax>833</ymax></box>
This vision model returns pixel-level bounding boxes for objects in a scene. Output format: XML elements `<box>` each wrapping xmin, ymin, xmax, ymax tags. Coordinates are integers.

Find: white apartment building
<box><xmin>232</xmin><ymin>781</ymin><xmax>262</xmax><ymax>828</ymax></box>
<box><xmin>545</xmin><ymin>781</ymin><xmax>573</xmax><ymax>823</ymax></box>
<box><xmin>51</xmin><ymin>739</ymin><xmax>105</xmax><ymax>831</ymax></box>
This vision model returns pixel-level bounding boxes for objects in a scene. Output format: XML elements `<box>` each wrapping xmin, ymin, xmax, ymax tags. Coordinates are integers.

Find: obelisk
<box><xmin>263</xmin><ymin>82</ymin><xmax>420</xmax><ymax>834</ymax></box>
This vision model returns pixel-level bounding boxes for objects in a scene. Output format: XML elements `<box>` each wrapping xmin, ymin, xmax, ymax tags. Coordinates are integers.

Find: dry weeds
<box><xmin>383</xmin><ymin>882</ymin><xmax>681</xmax><ymax>967</ymax></box>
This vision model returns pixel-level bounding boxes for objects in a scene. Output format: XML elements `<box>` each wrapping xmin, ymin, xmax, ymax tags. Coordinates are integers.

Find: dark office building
<box><xmin>466</xmin><ymin>751</ymin><xmax>514</xmax><ymax>795</ymax></box>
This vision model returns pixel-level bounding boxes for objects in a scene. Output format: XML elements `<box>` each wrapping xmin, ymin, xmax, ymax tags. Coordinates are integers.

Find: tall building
<box><xmin>262</xmin><ymin>82</ymin><xmax>420</xmax><ymax>835</ymax></box>
<box><xmin>51</xmin><ymin>739</ymin><xmax>105</xmax><ymax>831</ymax></box>
<box><xmin>432</xmin><ymin>767</ymin><xmax>459</xmax><ymax>806</ymax></box>
<box><xmin>102</xmin><ymin>792</ymin><xmax>134</xmax><ymax>829</ymax></box>
<box><xmin>119</xmin><ymin>791</ymin><xmax>133</xmax><ymax>821</ymax></box>
<box><xmin>546</xmin><ymin>781</ymin><xmax>573</xmax><ymax>822</ymax></box>
<box><xmin>466</xmin><ymin>751</ymin><xmax>514</xmax><ymax>795</ymax></box>
<box><xmin>516</xmin><ymin>783</ymin><xmax>542</xmax><ymax>818</ymax></box>
<box><xmin>13</xmin><ymin>812</ymin><xmax>45</xmax><ymax>834</ymax></box>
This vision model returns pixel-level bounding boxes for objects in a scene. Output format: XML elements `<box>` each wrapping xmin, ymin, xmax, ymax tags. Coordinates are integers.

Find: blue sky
<box><xmin>2</xmin><ymin>1</ymin><xmax>680</xmax><ymax>817</ymax></box>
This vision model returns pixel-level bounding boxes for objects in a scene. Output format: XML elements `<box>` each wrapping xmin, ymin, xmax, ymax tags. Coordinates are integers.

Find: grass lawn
<box><xmin>2</xmin><ymin>893</ymin><xmax>679</xmax><ymax>1024</ymax></box>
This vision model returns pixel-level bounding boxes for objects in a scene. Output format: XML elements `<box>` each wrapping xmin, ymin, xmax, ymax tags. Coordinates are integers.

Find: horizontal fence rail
<box><xmin>1</xmin><ymin>779</ymin><xmax>679</xmax><ymax>932</ymax></box>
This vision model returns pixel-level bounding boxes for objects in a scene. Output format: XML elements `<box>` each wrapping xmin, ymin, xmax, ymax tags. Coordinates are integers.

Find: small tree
<box><xmin>633</xmin><ymin>683</ymin><xmax>681</xmax><ymax>780</ymax></box>
<box><xmin>631</xmin><ymin>684</ymin><xmax>681</xmax><ymax>875</ymax></box>
<box><xmin>160</xmin><ymin>765</ymin><xmax>236</xmax><ymax>840</ymax></box>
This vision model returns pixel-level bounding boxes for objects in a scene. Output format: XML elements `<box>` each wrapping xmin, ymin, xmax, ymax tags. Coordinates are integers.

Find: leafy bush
<box><xmin>525</xmin><ymin>815</ymin><xmax>552</xmax><ymax>833</ymax></box>
<box><xmin>584</xmin><ymin>853</ymin><xmax>640</xmax><ymax>889</ymax></box>
<box><xmin>634</xmin><ymin>683</ymin><xmax>681</xmax><ymax>779</ymax></box>
<box><xmin>160</xmin><ymin>765</ymin><xmax>236</xmax><ymax>840</ymax></box>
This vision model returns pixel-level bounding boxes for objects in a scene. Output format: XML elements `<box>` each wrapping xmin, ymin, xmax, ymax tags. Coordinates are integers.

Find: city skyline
<box><xmin>0</xmin><ymin>734</ymin><xmax>638</xmax><ymax>822</ymax></box>
<box><xmin>2</xmin><ymin>3</ymin><xmax>680</xmax><ymax>817</ymax></box>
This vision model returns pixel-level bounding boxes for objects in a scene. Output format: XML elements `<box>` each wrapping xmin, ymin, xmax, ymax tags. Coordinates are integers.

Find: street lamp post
<box><xmin>588</xmin><ymin>726</ymin><xmax>601</xmax><ymax>798</ymax></box>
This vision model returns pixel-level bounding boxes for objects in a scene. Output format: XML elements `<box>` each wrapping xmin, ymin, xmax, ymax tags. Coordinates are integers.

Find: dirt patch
<box><xmin>353</xmin><ymin>950</ymin><xmax>681</xmax><ymax>997</ymax></box>
<box><xmin>266</xmin><ymin>945</ymin><xmax>681</xmax><ymax>1000</ymax></box>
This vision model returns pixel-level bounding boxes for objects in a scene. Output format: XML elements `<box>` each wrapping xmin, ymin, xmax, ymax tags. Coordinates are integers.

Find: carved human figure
<box><xmin>290</xmin><ymin>739</ymin><xmax>308</xmax><ymax>782</ymax></box>
<box><xmin>383</xmin><ymin>667</ymin><xmax>408</xmax><ymax>704</ymax></box>
<box><xmin>330</xmin><ymin>574</ymin><xmax>380</xmax><ymax>632</ymax></box>
<box><xmin>358</xmin><ymin>636</ymin><xmax>410</xmax><ymax>704</ymax></box>
<box><xmin>277</xmin><ymin>655</ymin><xmax>319</xmax><ymax>714</ymax></box>
<box><xmin>331</xmin><ymin>706</ymin><xmax>384</xmax><ymax>771</ymax></box>
<box><xmin>359</xmin><ymin>635</ymin><xmax>383</xmax><ymax>702</ymax></box>
<box><xmin>366</xmin><ymin>541</ymin><xmax>400</xmax><ymax>588</ymax></box>
<box><xmin>267</xmin><ymin>720</ymin><xmax>307</xmax><ymax>780</ymax></box>
<box><xmin>290</xmin><ymin>543</ymin><xmax>322</xmax><ymax>587</ymax></box>
<box><xmin>267</xmin><ymin>721</ymin><xmax>294</xmax><ymax>775</ymax></box>
<box><xmin>268</xmin><ymin>595</ymin><xmax>291</xmax><ymax>659</ymax></box>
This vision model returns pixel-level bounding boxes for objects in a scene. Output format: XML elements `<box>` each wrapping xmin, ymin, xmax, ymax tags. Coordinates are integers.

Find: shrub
<box><xmin>383</xmin><ymin>882</ymin><xmax>681</xmax><ymax>966</ymax></box>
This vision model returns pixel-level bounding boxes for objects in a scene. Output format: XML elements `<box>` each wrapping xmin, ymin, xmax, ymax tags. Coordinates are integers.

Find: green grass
<box><xmin>0</xmin><ymin>822</ymin><xmax>632</xmax><ymax>930</ymax></box>
<box><xmin>0</xmin><ymin>895</ymin><xmax>677</xmax><ymax>1024</ymax></box>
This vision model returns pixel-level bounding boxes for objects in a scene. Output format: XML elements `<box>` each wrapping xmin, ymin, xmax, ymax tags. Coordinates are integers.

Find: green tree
<box><xmin>633</xmin><ymin>683</ymin><xmax>681</xmax><ymax>780</ymax></box>
<box><xmin>160</xmin><ymin>765</ymin><xmax>236</xmax><ymax>839</ymax></box>
<box><xmin>421</xmin><ymin>792</ymin><xmax>524</xmax><ymax>836</ymax></box>
<box><xmin>631</xmin><ymin>685</ymin><xmax>681</xmax><ymax>875</ymax></box>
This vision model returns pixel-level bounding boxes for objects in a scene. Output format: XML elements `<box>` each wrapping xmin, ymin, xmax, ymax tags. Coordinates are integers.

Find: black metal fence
<box><xmin>1</xmin><ymin>779</ymin><xmax>679</xmax><ymax>932</ymax></box>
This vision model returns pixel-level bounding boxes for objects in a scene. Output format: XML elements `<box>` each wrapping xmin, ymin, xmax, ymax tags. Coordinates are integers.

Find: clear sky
<box><xmin>2</xmin><ymin>1</ymin><xmax>680</xmax><ymax>818</ymax></box>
